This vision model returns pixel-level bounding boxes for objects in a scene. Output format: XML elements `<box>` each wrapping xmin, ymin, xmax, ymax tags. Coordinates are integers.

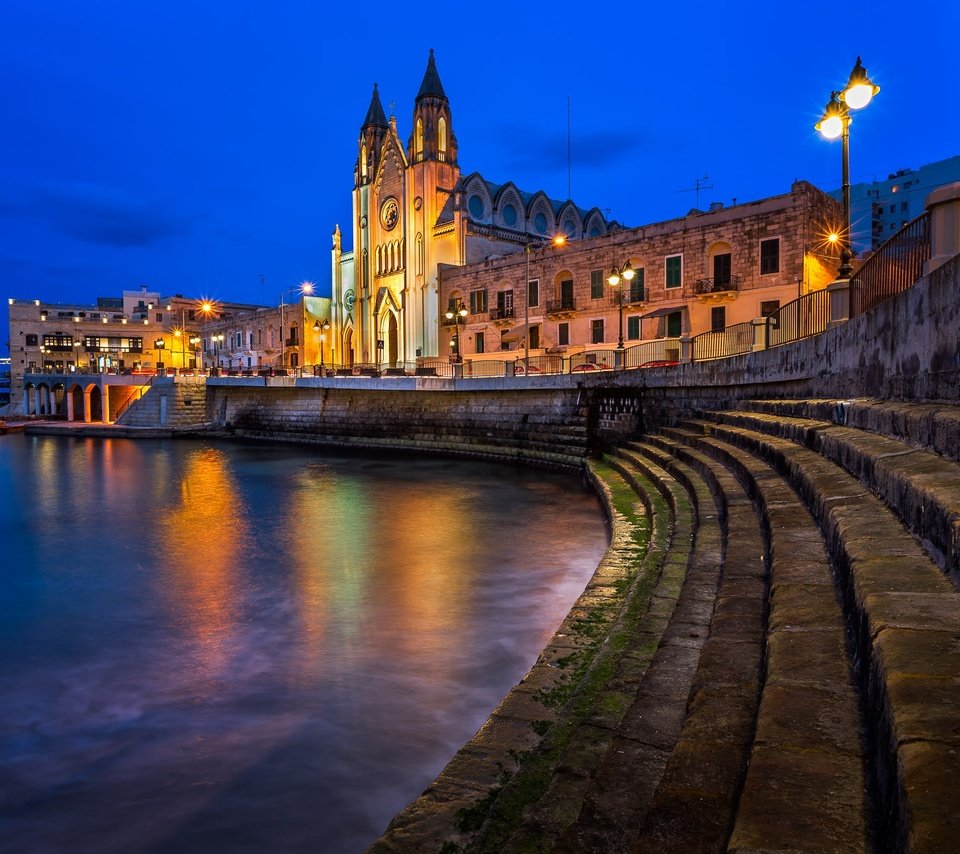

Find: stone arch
<box><xmin>526</xmin><ymin>192</ymin><xmax>556</xmax><ymax>237</ymax></box>
<box><xmin>342</xmin><ymin>325</ymin><xmax>355</xmax><ymax>367</ymax></box>
<box><xmin>52</xmin><ymin>382</ymin><xmax>66</xmax><ymax>417</ymax></box>
<box><xmin>583</xmin><ymin>208</ymin><xmax>609</xmax><ymax>239</ymax></box>
<box><xmin>87</xmin><ymin>384</ymin><xmax>103</xmax><ymax>422</ymax></box>
<box><xmin>36</xmin><ymin>382</ymin><xmax>52</xmax><ymax>415</ymax></box>
<box><xmin>493</xmin><ymin>182</ymin><xmax>525</xmax><ymax>231</ymax></box>
<box><xmin>70</xmin><ymin>384</ymin><xmax>85</xmax><ymax>421</ymax></box>
<box><xmin>462</xmin><ymin>172</ymin><xmax>492</xmax><ymax>222</ymax></box>
<box><xmin>556</xmin><ymin>201</ymin><xmax>583</xmax><ymax>240</ymax></box>
<box><xmin>708</xmin><ymin>240</ymin><xmax>734</xmax><ymax>285</ymax></box>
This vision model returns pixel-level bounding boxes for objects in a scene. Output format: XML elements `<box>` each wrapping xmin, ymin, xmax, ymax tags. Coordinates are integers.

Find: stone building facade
<box><xmin>437</xmin><ymin>181</ymin><xmax>842</xmax><ymax>360</ymax></box>
<box><xmin>330</xmin><ymin>50</ymin><xmax>611</xmax><ymax>368</ymax></box>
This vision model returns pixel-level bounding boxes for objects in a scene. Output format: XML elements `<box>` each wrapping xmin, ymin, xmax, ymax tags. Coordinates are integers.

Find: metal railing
<box><xmin>514</xmin><ymin>355</ymin><xmax>565</xmax><ymax>376</ymax></box>
<box><xmin>850</xmin><ymin>211</ymin><xmax>930</xmax><ymax>317</ymax></box>
<box><xmin>691</xmin><ymin>321</ymin><xmax>753</xmax><ymax>361</ymax></box>
<box><xmin>568</xmin><ymin>350</ymin><xmax>616</xmax><ymax>373</ymax></box>
<box><xmin>622</xmin><ymin>337</ymin><xmax>682</xmax><ymax>368</ymax></box>
<box><xmin>464</xmin><ymin>359</ymin><xmax>508</xmax><ymax>378</ymax></box>
<box><xmin>694</xmin><ymin>275</ymin><xmax>741</xmax><ymax>295</ymax></box>
<box><xmin>767</xmin><ymin>288</ymin><xmax>831</xmax><ymax>348</ymax></box>
<box><xmin>489</xmin><ymin>307</ymin><xmax>515</xmax><ymax>321</ymax></box>
<box><xmin>545</xmin><ymin>298</ymin><xmax>577</xmax><ymax>314</ymax></box>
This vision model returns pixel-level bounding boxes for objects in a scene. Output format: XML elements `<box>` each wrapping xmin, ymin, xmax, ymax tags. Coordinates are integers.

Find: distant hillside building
<box><xmin>832</xmin><ymin>154</ymin><xmax>960</xmax><ymax>253</ymax></box>
<box><xmin>330</xmin><ymin>50</ymin><xmax>612</xmax><ymax>367</ymax></box>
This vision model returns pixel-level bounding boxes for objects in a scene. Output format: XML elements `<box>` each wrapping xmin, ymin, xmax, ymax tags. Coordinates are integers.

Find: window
<box><xmin>236</xmin><ymin>332</ymin><xmax>242</xmax><ymax>348</ymax></box>
<box><xmin>249</xmin><ymin>332</ymin><xmax>254</xmax><ymax>348</ymax></box>
<box><xmin>558</xmin><ymin>323</ymin><xmax>569</xmax><ymax>346</ymax></box>
<box><xmin>591</xmin><ymin>319</ymin><xmax>604</xmax><ymax>344</ymax></box>
<box><xmin>470</xmin><ymin>289</ymin><xmax>487</xmax><ymax>314</ymax></box>
<box><xmin>713</xmin><ymin>253</ymin><xmax>732</xmax><ymax>287</ymax></box>
<box><xmin>666</xmin><ymin>311</ymin><xmax>682</xmax><ymax>338</ymax></box>
<box><xmin>156</xmin><ymin>313</ymin><xmax>163</xmax><ymax>322</ymax></box>
<box><xmin>629</xmin><ymin>268</ymin><xmax>645</xmax><ymax>303</ymax></box>
<box><xmin>497</xmin><ymin>289</ymin><xmax>514</xmax><ymax>316</ymax></box>
<box><xmin>43</xmin><ymin>334</ymin><xmax>74</xmax><ymax>351</ymax></box>
<box><xmin>528</xmin><ymin>278</ymin><xmax>539</xmax><ymax>308</ymax></box>
<box><xmin>901</xmin><ymin>201</ymin><xmax>908</xmax><ymax>211</ymax></box>
<box><xmin>627</xmin><ymin>315</ymin><xmax>641</xmax><ymax>340</ymax></box>
<box><xmin>889</xmin><ymin>204</ymin><xmax>896</xmax><ymax>213</ymax></box>
<box><xmin>760</xmin><ymin>300</ymin><xmax>780</xmax><ymax>317</ymax></box>
<box><xmin>711</xmin><ymin>306</ymin><xmax>726</xmax><ymax>332</ymax></box>
<box><xmin>590</xmin><ymin>269</ymin><xmax>604</xmax><ymax>299</ymax></box>
<box><xmin>438</xmin><ymin>116</ymin><xmax>447</xmax><ymax>160</ymax></box>
<box><xmin>414</xmin><ymin>118</ymin><xmax>423</xmax><ymax>160</ymax></box>
<box><xmin>499</xmin><ymin>331</ymin><xmax>510</xmax><ymax>351</ymax></box>
<box><xmin>529</xmin><ymin>325</ymin><xmax>540</xmax><ymax>349</ymax></box>
<box><xmin>560</xmin><ymin>279</ymin><xmax>574</xmax><ymax>309</ymax></box>
<box><xmin>25</xmin><ymin>334</ymin><xmax>39</xmax><ymax>346</ymax></box>
<box><xmin>475</xmin><ymin>331</ymin><xmax>485</xmax><ymax>354</ymax></box>
<box><xmin>665</xmin><ymin>255</ymin><xmax>682</xmax><ymax>288</ymax></box>
<box><xmin>760</xmin><ymin>238</ymin><xmax>780</xmax><ymax>274</ymax></box>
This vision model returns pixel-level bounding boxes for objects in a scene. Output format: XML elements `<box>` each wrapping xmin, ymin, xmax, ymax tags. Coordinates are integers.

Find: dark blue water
<box><xmin>0</xmin><ymin>434</ymin><xmax>605</xmax><ymax>853</ymax></box>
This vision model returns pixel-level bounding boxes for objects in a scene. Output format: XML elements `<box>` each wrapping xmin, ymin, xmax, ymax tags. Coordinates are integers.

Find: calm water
<box><xmin>0</xmin><ymin>434</ymin><xmax>606</xmax><ymax>853</ymax></box>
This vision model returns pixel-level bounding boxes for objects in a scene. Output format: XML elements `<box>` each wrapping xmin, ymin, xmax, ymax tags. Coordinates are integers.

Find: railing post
<box><xmin>452</xmin><ymin>361</ymin><xmax>464</xmax><ymax>379</ymax></box>
<box><xmin>679</xmin><ymin>335</ymin><xmax>693</xmax><ymax>364</ymax></box>
<box><xmin>925</xmin><ymin>181</ymin><xmax>960</xmax><ymax>277</ymax></box>
<box><xmin>751</xmin><ymin>316</ymin><xmax>769</xmax><ymax>352</ymax></box>
<box><xmin>827</xmin><ymin>279</ymin><xmax>850</xmax><ymax>328</ymax></box>
<box><xmin>505</xmin><ymin>361</ymin><xmax>516</xmax><ymax>377</ymax></box>
<box><xmin>614</xmin><ymin>349</ymin><xmax>624</xmax><ymax>370</ymax></box>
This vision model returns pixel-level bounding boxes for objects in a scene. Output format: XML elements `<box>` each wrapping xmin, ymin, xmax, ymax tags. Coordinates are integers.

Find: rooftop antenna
<box><xmin>677</xmin><ymin>174</ymin><xmax>714</xmax><ymax>210</ymax></box>
<box><xmin>567</xmin><ymin>95</ymin><xmax>572</xmax><ymax>200</ymax></box>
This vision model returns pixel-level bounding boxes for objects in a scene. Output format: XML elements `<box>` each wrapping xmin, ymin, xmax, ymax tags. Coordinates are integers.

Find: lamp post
<box><xmin>154</xmin><ymin>338</ymin><xmax>165</xmax><ymax>374</ymax></box>
<box><xmin>313</xmin><ymin>319</ymin><xmax>331</xmax><ymax>372</ymax></box>
<box><xmin>816</xmin><ymin>57</ymin><xmax>879</xmax><ymax>279</ymax></box>
<box><xmin>211</xmin><ymin>334</ymin><xmax>224</xmax><ymax>372</ymax></box>
<box><xmin>189</xmin><ymin>336</ymin><xmax>201</xmax><ymax>371</ymax></box>
<box><xmin>280</xmin><ymin>281</ymin><xmax>314</xmax><ymax>371</ymax></box>
<box><xmin>445</xmin><ymin>300</ymin><xmax>468</xmax><ymax>362</ymax></box>
<box><xmin>522</xmin><ymin>234</ymin><xmax>566</xmax><ymax>374</ymax></box>
<box><xmin>607</xmin><ymin>261</ymin><xmax>636</xmax><ymax>350</ymax></box>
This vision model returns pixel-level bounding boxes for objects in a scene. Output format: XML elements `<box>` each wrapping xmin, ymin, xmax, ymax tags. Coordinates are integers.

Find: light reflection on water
<box><xmin>0</xmin><ymin>435</ymin><xmax>606</xmax><ymax>853</ymax></box>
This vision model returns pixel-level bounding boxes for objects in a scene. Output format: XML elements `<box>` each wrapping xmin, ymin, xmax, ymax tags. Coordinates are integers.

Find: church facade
<box><xmin>329</xmin><ymin>50</ymin><xmax>611</xmax><ymax>367</ymax></box>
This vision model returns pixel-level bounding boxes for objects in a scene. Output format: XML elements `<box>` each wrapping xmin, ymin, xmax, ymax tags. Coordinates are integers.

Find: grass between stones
<box><xmin>447</xmin><ymin>457</ymin><xmax>669</xmax><ymax>852</ymax></box>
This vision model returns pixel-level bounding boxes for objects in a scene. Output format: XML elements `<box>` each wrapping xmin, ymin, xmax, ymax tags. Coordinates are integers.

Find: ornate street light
<box><xmin>281</xmin><ymin>281</ymin><xmax>313</xmax><ymax>370</ymax></box>
<box><xmin>313</xmin><ymin>319</ymin><xmax>331</xmax><ymax>372</ymax></box>
<box><xmin>154</xmin><ymin>338</ymin><xmax>166</xmax><ymax>374</ymax></box>
<box><xmin>607</xmin><ymin>261</ymin><xmax>636</xmax><ymax>350</ymax></box>
<box><xmin>445</xmin><ymin>300</ymin><xmax>468</xmax><ymax>362</ymax></box>
<box><xmin>815</xmin><ymin>57</ymin><xmax>879</xmax><ymax>278</ymax></box>
<box><xmin>521</xmin><ymin>234</ymin><xmax>566</xmax><ymax>374</ymax></box>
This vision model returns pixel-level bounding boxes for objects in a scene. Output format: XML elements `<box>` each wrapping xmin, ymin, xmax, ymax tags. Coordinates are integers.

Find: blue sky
<box><xmin>2</xmin><ymin>0</ymin><xmax>958</xmax><ymax>355</ymax></box>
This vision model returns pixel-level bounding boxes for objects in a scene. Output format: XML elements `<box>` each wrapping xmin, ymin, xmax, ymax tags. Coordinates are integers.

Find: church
<box><xmin>329</xmin><ymin>50</ymin><xmax>612</xmax><ymax>367</ymax></box>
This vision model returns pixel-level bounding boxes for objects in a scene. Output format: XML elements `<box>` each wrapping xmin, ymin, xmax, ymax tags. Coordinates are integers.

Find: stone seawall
<box><xmin>206</xmin><ymin>384</ymin><xmax>599</xmax><ymax>467</ymax></box>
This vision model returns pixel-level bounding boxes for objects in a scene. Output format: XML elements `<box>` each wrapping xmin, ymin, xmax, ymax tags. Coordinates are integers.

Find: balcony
<box><xmin>489</xmin><ymin>306</ymin><xmax>515</xmax><ymax>326</ymax></box>
<box><xmin>611</xmin><ymin>288</ymin><xmax>646</xmax><ymax>306</ymax></box>
<box><xmin>694</xmin><ymin>275</ymin><xmax>741</xmax><ymax>302</ymax></box>
<box><xmin>546</xmin><ymin>298</ymin><xmax>577</xmax><ymax>317</ymax></box>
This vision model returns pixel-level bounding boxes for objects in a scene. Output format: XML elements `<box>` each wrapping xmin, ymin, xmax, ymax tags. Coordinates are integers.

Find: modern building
<box><xmin>5</xmin><ymin>288</ymin><xmax>265</xmax><ymax>413</ymax></box>
<box><xmin>437</xmin><ymin>181</ymin><xmax>841</xmax><ymax>361</ymax></box>
<box><xmin>330</xmin><ymin>50</ymin><xmax>612</xmax><ymax>368</ymax></box>
<box><xmin>833</xmin><ymin>154</ymin><xmax>960</xmax><ymax>253</ymax></box>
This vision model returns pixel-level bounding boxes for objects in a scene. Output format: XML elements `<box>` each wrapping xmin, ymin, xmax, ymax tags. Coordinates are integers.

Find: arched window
<box><xmin>360</xmin><ymin>144</ymin><xmax>367</xmax><ymax>180</ymax></box>
<box><xmin>438</xmin><ymin>116</ymin><xmax>447</xmax><ymax>161</ymax></box>
<box><xmin>415</xmin><ymin>118</ymin><xmax>424</xmax><ymax>161</ymax></box>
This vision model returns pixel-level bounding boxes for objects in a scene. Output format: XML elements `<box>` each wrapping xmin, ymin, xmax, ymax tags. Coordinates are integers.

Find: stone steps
<box><xmin>661</xmin><ymin>426</ymin><xmax>869</xmax><ymax>852</ymax></box>
<box><xmin>372</xmin><ymin>459</ymin><xmax>666</xmax><ymax>851</ymax></box>
<box><xmin>706</xmin><ymin>405</ymin><xmax>960</xmax><ymax>586</ymax></box>
<box><xmin>552</xmin><ymin>442</ymin><xmax>724</xmax><ymax>853</ymax></box>
<box><xmin>485</xmin><ymin>451</ymin><xmax>698</xmax><ymax>852</ymax></box>
<box><xmin>683</xmin><ymin>413</ymin><xmax>960</xmax><ymax>851</ymax></box>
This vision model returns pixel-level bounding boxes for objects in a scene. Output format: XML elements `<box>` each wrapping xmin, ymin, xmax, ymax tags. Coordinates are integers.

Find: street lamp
<box><xmin>189</xmin><ymin>336</ymin><xmax>201</xmax><ymax>371</ymax></box>
<box><xmin>522</xmin><ymin>234</ymin><xmax>566</xmax><ymax>374</ymax></box>
<box><xmin>281</xmin><ymin>281</ymin><xmax>313</xmax><ymax>371</ymax></box>
<box><xmin>607</xmin><ymin>261</ymin><xmax>636</xmax><ymax>350</ymax></box>
<box><xmin>313</xmin><ymin>319</ymin><xmax>331</xmax><ymax>372</ymax></box>
<box><xmin>815</xmin><ymin>57</ymin><xmax>879</xmax><ymax>279</ymax></box>
<box><xmin>154</xmin><ymin>338</ymin><xmax>165</xmax><ymax>374</ymax></box>
<box><xmin>211</xmin><ymin>333</ymin><xmax>224</xmax><ymax>372</ymax></box>
<box><xmin>445</xmin><ymin>300</ymin><xmax>468</xmax><ymax>362</ymax></box>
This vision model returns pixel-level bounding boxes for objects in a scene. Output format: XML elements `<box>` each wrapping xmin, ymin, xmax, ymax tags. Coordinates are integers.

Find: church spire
<box><xmin>409</xmin><ymin>50</ymin><xmax>457</xmax><ymax>166</ymax></box>
<box><xmin>357</xmin><ymin>83</ymin><xmax>389</xmax><ymax>187</ymax></box>
<box><xmin>362</xmin><ymin>82</ymin><xmax>389</xmax><ymax>130</ymax></box>
<box><xmin>416</xmin><ymin>48</ymin><xmax>447</xmax><ymax>101</ymax></box>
